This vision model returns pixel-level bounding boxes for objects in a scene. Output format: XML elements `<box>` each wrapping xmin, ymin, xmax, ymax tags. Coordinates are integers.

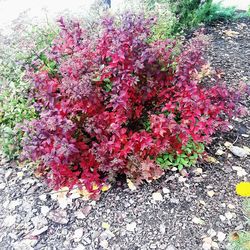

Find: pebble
<box><xmin>3</xmin><ymin>215</ymin><xmax>16</xmax><ymax>227</ymax></box>
<box><xmin>73</xmin><ymin>228</ymin><xmax>83</xmax><ymax>242</ymax></box>
<box><xmin>162</xmin><ymin>187</ymin><xmax>170</xmax><ymax>194</ymax></box>
<box><xmin>0</xmin><ymin>182</ymin><xmax>6</xmax><ymax>190</ymax></box>
<box><xmin>100</xmin><ymin>240</ymin><xmax>109</xmax><ymax>249</ymax></box>
<box><xmin>219</xmin><ymin>215</ymin><xmax>226</xmax><ymax>222</ymax></box>
<box><xmin>170</xmin><ymin>198</ymin><xmax>179</xmax><ymax>204</ymax></box>
<box><xmin>217</xmin><ymin>231</ymin><xmax>226</xmax><ymax>242</ymax></box>
<box><xmin>47</xmin><ymin>209</ymin><xmax>69</xmax><ymax>224</ymax></box>
<box><xmin>229</xmin><ymin>146</ymin><xmax>248</xmax><ymax>158</ymax></box>
<box><xmin>166</xmin><ymin>245</ymin><xmax>176</xmax><ymax>250</ymax></box>
<box><xmin>126</xmin><ymin>222</ymin><xmax>136</xmax><ymax>232</ymax></box>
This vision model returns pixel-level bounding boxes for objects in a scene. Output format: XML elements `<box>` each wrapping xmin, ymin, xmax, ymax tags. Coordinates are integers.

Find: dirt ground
<box><xmin>0</xmin><ymin>16</ymin><xmax>249</xmax><ymax>250</ymax></box>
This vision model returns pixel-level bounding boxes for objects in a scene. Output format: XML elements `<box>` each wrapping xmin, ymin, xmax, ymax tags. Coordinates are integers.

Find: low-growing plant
<box><xmin>21</xmin><ymin>13</ymin><xmax>247</xmax><ymax>197</ymax></box>
<box><xmin>0</xmin><ymin>23</ymin><xmax>58</xmax><ymax>158</ymax></box>
<box><xmin>229</xmin><ymin>198</ymin><xmax>250</xmax><ymax>250</ymax></box>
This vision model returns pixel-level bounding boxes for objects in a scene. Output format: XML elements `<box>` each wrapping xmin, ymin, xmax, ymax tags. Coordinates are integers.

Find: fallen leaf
<box><xmin>231</xmin><ymin>232</ymin><xmax>239</xmax><ymax>241</ymax></box>
<box><xmin>204</xmin><ymin>156</ymin><xmax>219</xmax><ymax>164</ymax></box>
<box><xmin>224</xmin><ymin>30</ymin><xmax>239</xmax><ymax>37</ymax></box>
<box><xmin>101</xmin><ymin>184</ymin><xmax>111</xmax><ymax>192</ymax></box>
<box><xmin>180</xmin><ymin>169</ymin><xmax>188</xmax><ymax>177</ymax></box>
<box><xmin>224</xmin><ymin>141</ymin><xmax>233</xmax><ymax>148</ymax></box>
<box><xmin>152</xmin><ymin>192</ymin><xmax>163</xmax><ymax>201</ymax></box>
<box><xmin>102</xmin><ymin>222</ymin><xmax>110</xmax><ymax>230</ymax></box>
<box><xmin>127</xmin><ymin>179</ymin><xmax>137</xmax><ymax>191</ymax></box>
<box><xmin>192</xmin><ymin>216</ymin><xmax>205</xmax><ymax>225</ymax></box>
<box><xmin>126</xmin><ymin>222</ymin><xmax>136</xmax><ymax>232</ymax></box>
<box><xmin>207</xmin><ymin>190</ymin><xmax>215</xmax><ymax>197</ymax></box>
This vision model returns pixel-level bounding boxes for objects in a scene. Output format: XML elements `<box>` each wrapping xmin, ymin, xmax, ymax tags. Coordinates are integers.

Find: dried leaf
<box><xmin>127</xmin><ymin>179</ymin><xmax>137</xmax><ymax>191</ymax></box>
<box><xmin>204</xmin><ymin>156</ymin><xmax>219</xmax><ymax>164</ymax></box>
<box><xmin>207</xmin><ymin>190</ymin><xmax>215</xmax><ymax>197</ymax></box>
<box><xmin>102</xmin><ymin>222</ymin><xmax>110</xmax><ymax>230</ymax></box>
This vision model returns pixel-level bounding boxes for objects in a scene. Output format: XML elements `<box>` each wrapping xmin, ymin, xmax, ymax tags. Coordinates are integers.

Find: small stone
<box><xmin>3</xmin><ymin>215</ymin><xmax>16</xmax><ymax>227</ymax></box>
<box><xmin>225</xmin><ymin>212</ymin><xmax>233</xmax><ymax>220</ymax></box>
<box><xmin>152</xmin><ymin>192</ymin><xmax>163</xmax><ymax>201</ymax></box>
<box><xmin>74</xmin><ymin>244</ymin><xmax>86</xmax><ymax>250</ymax></box>
<box><xmin>32</xmin><ymin>226</ymin><xmax>48</xmax><ymax>236</ymax></box>
<box><xmin>194</xmin><ymin>168</ymin><xmax>203</xmax><ymax>175</ymax></box>
<box><xmin>219</xmin><ymin>215</ymin><xmax>226</xmax><ymax>222</ymax></box>
<box><xmin>192</xmin><ymin>216</ymin><xmax>205</xmax><ymax>225</ymax></box>
<box><xmin>39</xmin><ymin>194</ymin><xmax>47</xmax><ymax>201</ymax></box>
<box><xmin>228</xmin><ymin>204</ymin><xmax>235</xmax><ymax>209</ymax></box>
<box><xmin>159</xmin><ymin>224</ymin><xmax>166</xmax><ymax>234</ymax></box>
<box><xmin>166</xmin><ymin>245</ymin><xmax>176</xmax><ymax>250</ymax></box>
<box><xmin>207</xmin><ymin>190</ymin><xmax>215</xmax><ymax>197</ymax></box>
<box><xmin>100</xmin><ymin>240</ymin><xmax>108</xmax><ymax>249</ymax></box>
<box><xmin>100</xmin><ymin>230</ymin><xmax>115</xmax><ymax>240</ymax></box>
<box><xmin>241</xmin><ymin>134</ymin><xmax>249</xmax><ymax>138</ymax></box>
<box><xmin>73</xmin><ymin>228</ymin><xmax>83</xmax><ymax>242</ymax></box>
<box><xmin>170</xmin><ymin>198</ymin><xmax>179</xmax><ymax>204</ymax></box>
<box><xmin>75</xmin><ymin>206</ymin><xmax>92</xmax><ymax>219</ymax></box>
<box><xmin>150</xmin><ymin>244</ymin><xmax>157</xmax><ymax>249</ymax></box>
<box><xmin>242</xmin><ymin>146</ymin><xmax>250</xmax><ymax>155</ymax></box>
<box><xmin>41</xmin><ymin>206</ymin><xmax>50</xmax><ymax>216</ymax></box>
<box><xmin>224</xmin><ymin>141</ymin><xmax>233</xmax><ymax>148</ymax></box>
<box><xmin>31</xmin><ymin>215</ymin><xmax>48</xmax><ymax>229</ymax></box>
<box><xmin>217</xmin><ymin>231</ymin><xmax>226</xmax><ymax>242</ymax></box>
<box><xmin>162</xmin><ymin>187</ymin><xmax>170</xmax><ymax>194</ymax></box>
<box><xmin>232</xmin><ymin>166</ymin><xmax>247</xmax><ymax>177</ymax></box>
<box><xmin>126</xmin><ymin>222</ymin><xmax>136</xmax><ymax>232</ymax></box>
<box><xmin>215</xmin><ymin>149</ymin><xmax>224</xmax><ymax>156</ymax></box>
<box><xmin>82</xmin><ymin>237</ymin><xmax>91</xmax><ymax>245</ymax></box>
<box><xmin>0</xmin><ymin>182</ymin><xmax>6</xmax><ymax>190</ymax></box>
<box><xmin>230</xmin><ymin>146</ymin><xmax>248</xmax><ymax>158</ymax></box>
<box><xmin>47</xmin><ymin>209</ymin><xmax>69</xmax><ymax>224</ymax></box>
<box><xmin>178</xmin><ymin>176</ymin><xmax>186</xmax><ymax>182</ymax></box>
<box><xmin>207</xmin><ymin>228</ymin><xmax>216</xmax><ymax>237</ymax></box>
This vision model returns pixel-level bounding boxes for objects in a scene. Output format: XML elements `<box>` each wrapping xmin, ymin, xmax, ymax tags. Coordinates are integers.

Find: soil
<box><xmin>0</xmin><ymin>18</ymin><xmax>249</xmax><ymax>250</ymax></box>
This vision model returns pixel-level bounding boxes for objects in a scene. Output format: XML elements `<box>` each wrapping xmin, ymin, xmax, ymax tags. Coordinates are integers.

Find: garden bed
<box><xmin>0</xmin><ymin>17</ymin><xmax>249</xmax><ymax>250</ymax></box>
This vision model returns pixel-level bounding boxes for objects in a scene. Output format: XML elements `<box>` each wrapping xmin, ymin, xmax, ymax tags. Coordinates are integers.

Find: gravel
<box><xmin>0</xmin><ymin>18</ymin><xmax>250</xmax><ymax>250</ymax></box>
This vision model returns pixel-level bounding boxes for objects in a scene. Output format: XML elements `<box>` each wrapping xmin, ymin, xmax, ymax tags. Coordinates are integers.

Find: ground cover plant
<box><xmin>21</xmin><ymin>13</ymin><xmax>247</xmax><ymax>198</ymax></box>
<box><xmin>0</xmin><ymin>23</ymin><xmax>58</xmax><ymax>159</ymax></box>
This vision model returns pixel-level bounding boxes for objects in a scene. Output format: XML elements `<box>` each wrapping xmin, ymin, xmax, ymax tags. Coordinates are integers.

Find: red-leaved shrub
<box><xmin>21</xmin><ymin>13</ymin><xmax>247</xmax><ymax>196</ymax></box>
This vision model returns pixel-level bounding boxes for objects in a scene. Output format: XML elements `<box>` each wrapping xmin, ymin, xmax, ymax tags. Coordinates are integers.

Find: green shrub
<box><xmin>0</xmin><ymin>24</ymin><xmax>58</xmax><ymax>159</ymax></box>
<box><xmin>143</xmin><ymin>0</ymin><xmax>243</xmax><ymax>37</ymax></box>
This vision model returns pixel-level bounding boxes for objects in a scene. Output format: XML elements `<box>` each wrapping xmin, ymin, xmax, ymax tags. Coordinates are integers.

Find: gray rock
<box><xmin>47</xmin><ymin>209</ymin><xmax>69</xmax><ymax>224</ymax></box>
<box><xmin>166</xmin><ymin>245</ymin><xmax>176</xmax><ymax>250</ymax></box>
<box><xmin>229</xmin><ymin>146</ymin><xmax>248</xmax><ymax>158</ymax></box>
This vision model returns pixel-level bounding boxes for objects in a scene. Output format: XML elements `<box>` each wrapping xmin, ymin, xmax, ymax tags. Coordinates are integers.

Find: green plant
<box><xmin>156</xmin><ymin>140</ymin><xmax>205</xmax><ymax>170</ymax></box>
<box><xmin>0</xmin><ymin>23</ymin><xmax>58</xmax><ymax>159</ymax></box>
<box><xmin>229</xmin><ymin>198</ymin><xmax>250</xmax><ymax>250</ymax></box>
